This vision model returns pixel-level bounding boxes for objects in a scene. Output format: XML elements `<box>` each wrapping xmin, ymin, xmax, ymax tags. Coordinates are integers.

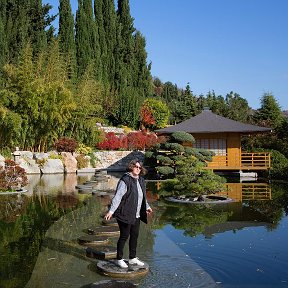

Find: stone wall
<box><xmin>0</xmin><ymin>150</ymin><xmax>145</xmax><ymax>174</ymax></box>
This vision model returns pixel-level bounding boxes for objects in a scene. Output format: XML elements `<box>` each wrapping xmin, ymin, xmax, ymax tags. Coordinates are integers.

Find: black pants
<box><xmin>116</xmin><ymin>218</ymin><xmax>140</xmax><ymax>260</ymax></box>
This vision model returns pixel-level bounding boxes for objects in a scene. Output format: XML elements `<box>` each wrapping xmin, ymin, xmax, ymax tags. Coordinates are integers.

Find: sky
<box><xmin>44</xmin><ymin>0</ymin><xmax>288</xmax><ymax>110</ymax></box>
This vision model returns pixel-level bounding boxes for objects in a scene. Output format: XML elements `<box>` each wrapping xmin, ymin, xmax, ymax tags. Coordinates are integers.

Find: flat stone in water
<box><xmin>86</xmin><ymin>246</ymin><xmax>117</xmax><ymax>260</ymax></box>
<box><xmin>75</xmin><ymin>185</ymin><xmax>93</xmax><ymax>190</ymax></box>
<box><xmin>97</xmin><ymin>260</ymin><xmax>149</xmax><ymax>278</ymax></box>
<box><xmin>78</xmin><ymin>189</ymin><xmax>93</xmax><ymax>194</ymax></box>
<box><xmin>87</xmin><ymin>225</ymin><xmax>120</xmax><ymax>236</ymax></box>
<box><xmin>78</xmin><ymin>235</ymin><xmax>109</xmax><ymax>245</ymax></box>
<box><xmin>80</xmin><ymin>280</ymin><xmax>136</xmax><ymax>288</ymax></box>
<box><xmin>92</xmin><ymin>191</ymin><xmax>108</xmax><ymax>196</ymax></box>
<box><xmin>166</xmin><ymin>195</ymin><xmax>234</xmax><ymax>204</ymax></box>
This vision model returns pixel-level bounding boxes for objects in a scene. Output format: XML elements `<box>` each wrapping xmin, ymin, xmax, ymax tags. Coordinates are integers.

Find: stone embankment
<box><xmin>0</xmin><ymin>150</ymin><xmax>144</xmax><ymax>174</ymax></box>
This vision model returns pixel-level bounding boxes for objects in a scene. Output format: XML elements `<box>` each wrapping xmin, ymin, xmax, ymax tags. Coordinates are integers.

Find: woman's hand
<box><xmin>104</xmin><ymin>211</ymin><xmax>113</xmax><ymax>221</ymax></box>
<box><xmin>146</xmin><ymin>207</ymin><xmax>153</xmax><ymax>215</ymax></box>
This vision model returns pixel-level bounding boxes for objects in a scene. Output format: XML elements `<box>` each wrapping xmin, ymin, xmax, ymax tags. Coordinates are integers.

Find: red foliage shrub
<box><xmin>127</xmin><ymin>131</ymin><xmax>146</xmax><ymax>150</ymax></box>
<box><xmin>140</xmin><ymin>105</ymin><xmax>155</xmax><ymax>129</ymax></box>
<box><xmin>96</xmin><ymin>131</ymin><xmax>163</xmax><ymax>151</ymax></box>
<box><xmin>118</xmin><ymin>134</ymin><xmax>128</xmax><ymax>150</ymax></box>
<box><xmin>0</xmin><ymin>159</ymin><xmax>28</xmax><ymax>191</ymax></box>
<box><xmin>54</xmin><ymin>137</ymin><xmax>78</xmax><ymax>153</ymax></box>
<box><xmin>97</xmin><ymin>132</ymin><xmax>122</xmax><ymax>150</ymax></box>
<box><xmin>145</xmin><ymin>133</ymin><xmax>159</xmax><ymax>149</ymax></box>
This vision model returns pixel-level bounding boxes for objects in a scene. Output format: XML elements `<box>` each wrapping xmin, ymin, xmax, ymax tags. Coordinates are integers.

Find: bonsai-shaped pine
<box><xmin>145</xmin><ymin>131</ymin><xmax>225</xmax><ymax>198</ymax></box>
<box><xmin>146</xmin><ymin>131</ymin><xmax>213</xmax><ymax>177</ymax></box>
<box><xmin>161</xmin><ymin>156</ymin><xmax>226</xmax><ymax>198</ymax></box>
<box><xmin>0</xmin><ymin>159</ymin><xmax>28</xmax><ymax>191</ymax></box>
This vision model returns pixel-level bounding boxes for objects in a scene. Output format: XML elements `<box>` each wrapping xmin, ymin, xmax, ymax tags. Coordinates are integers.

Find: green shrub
<box><xmin>156</xmin><ymin>155</ymin><xmax>173</xmax><ymax>165</ymax></box>
<box><xmin>171</xmin><ymin>131</ymin><xmax>195</xmax><ymax>143</ymax></box>
<box><xmin>36</xmin><ymin>158</ymin><xmax>47</xmax><ymax>168</ymax></box>
<box><xmin>164</xmin><ymin>143</ymin><xmax>185</xmax><ymax>153</ymax></box>
<box><xmin>76</xmin><ymin>143</ymin><xmax>92</xmax><ymax>155</ymax></box>
<box><xmin>49</xmin><ymin>152</ymin><xmax>63</xmax><ymax>160</ymax></box>
<box><xmin>88</xmin><ymin>152</ymin><xmax>98</xmax><ymax>168</ymax></box>
<box><xmin>156</xmin><ymin>166</ymin><xmax>174</xmax><ymax>175</ymax></box>
<box><xmin>0</xmin><ymin>147</ymin><xmax>12</xmax><ymax>159</ymax></box>
<box><xmin>76</xmin><ymin>154</ymin><xmax>89</xmax><ymax>169</ymax></box>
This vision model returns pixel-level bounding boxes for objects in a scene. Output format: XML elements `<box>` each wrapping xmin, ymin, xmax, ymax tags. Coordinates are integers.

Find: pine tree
<box><xmin>254</xmin><ymin>93</ymin><xmax>284</xmax><ymax>128</ymax></box>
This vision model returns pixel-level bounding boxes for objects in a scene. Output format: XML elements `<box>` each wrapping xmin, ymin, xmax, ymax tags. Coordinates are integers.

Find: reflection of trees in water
<box><xmin>0</xmin><ymin>194</ymin><xmax>84</xmax><ymax>288</ymax></box>
<box><xmin>0</xmin><ymin>194</ymin><xmax>29</xmax><ymax>222</ymax></box>
<box><xmin>155</xmin><ymin>180</ymin><xmax>288</xmax><ymax>238</ymax></box>
<box><xmin>247</xmin><ymin>182</ymin><xmax>288</xmax><ymax>229</ymax></box>
<box><xmin>158</xmin><ymin>202</ymin><xmax>232</xmax><ymax>237</ymax></box>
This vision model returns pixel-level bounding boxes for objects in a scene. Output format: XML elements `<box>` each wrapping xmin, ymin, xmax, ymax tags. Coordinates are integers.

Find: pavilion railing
<box><xmin>206</xmin><ymin>152</ymin><xmax>271</xmax><ymax>169</ymax></box>
<box><xmin>241</xmin><ymin>152</ymin><xmax>271</xmax><ymax>168</ymax></box>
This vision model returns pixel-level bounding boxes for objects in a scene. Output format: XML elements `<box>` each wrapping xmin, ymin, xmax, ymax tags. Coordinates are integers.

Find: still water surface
<box><xmin>0</xmin><ymin>173</ymin><xmax>287</xmax><ymax>288</ymax></box>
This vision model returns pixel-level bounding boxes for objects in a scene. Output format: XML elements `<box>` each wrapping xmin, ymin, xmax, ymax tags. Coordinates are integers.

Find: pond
<box><xmin>0</xmin><ymin>173</ymin><xmax>288</xmax><ymax>288</ymax></box>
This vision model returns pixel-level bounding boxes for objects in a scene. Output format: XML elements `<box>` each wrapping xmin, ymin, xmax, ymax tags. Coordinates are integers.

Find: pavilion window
<box><xmin>195</xmin><ymin>138</ymin><xmax>226</xmax><ymax>155</ymax></box>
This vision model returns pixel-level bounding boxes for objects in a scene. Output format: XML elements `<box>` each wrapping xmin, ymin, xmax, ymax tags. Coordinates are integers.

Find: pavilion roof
<box><xmin>156</xmin><ymin>109</ymin><xmax>272</xmax><ymax>134</ymax></box>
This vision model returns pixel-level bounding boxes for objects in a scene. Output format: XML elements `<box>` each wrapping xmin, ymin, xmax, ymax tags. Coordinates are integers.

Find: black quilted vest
<box><xmin>113</xmin><ymin>174</ymin><xmax>148</xmax><ymax>225</ymax></box>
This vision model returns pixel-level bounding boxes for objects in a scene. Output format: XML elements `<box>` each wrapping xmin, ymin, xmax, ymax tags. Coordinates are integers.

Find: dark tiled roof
<box><xmin>156</xmin><ymin>109</ymin><xmax>272</xmax><ymax>134</ymax></box>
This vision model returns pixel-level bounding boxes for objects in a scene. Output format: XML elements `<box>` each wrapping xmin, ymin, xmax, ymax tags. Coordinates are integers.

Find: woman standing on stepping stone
<box><xmin>104</xmin><ymin>159</ymin><xmax>153</xmax><ymax>269</ymax></box>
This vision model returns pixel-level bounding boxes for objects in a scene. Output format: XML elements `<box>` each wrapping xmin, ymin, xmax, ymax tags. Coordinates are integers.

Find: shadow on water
<box><xmin>0</xmin><ymin>173</ymin><xmax>288</xmax><ymax>287</ymax></box>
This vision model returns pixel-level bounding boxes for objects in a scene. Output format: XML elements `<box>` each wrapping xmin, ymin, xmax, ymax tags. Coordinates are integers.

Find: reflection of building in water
<box><xmin>217</xmin><ymin>183</ymin><xmax>271</xmax><ymax>202</ymax></box>
<box><xmin>150</xmin><ymin>181</ymin><xmax>272</xmax><ymax>202</ymax></box>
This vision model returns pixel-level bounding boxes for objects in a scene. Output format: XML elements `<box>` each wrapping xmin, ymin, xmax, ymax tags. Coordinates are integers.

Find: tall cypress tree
<box><xmin>83</xmin><ymin>0</ymin><xmax>101</xmax><ymax>80</ymax></box>
<box><xmin>3</xmin><ymin>0</ymin><xmax>55</xmax><ymax>62</ymax></box>
<box><xmin>75</xmin><ymin>0</ymin><xmax>91</xmax><ymax>76</ymax></box>
<box><xmin>29</xmin><ymin>0</ymin><xmax>47</xmax><ymax>55</ymax></box>
<box><xmin>94</xmin><ymin>0</ymin><xmax>107</xmax><ymax>82</ymax></box>
<box><xmin>0</xmin><ymin>0</ymin><xmax>7</xmax><ymax>70</ymax></box>
<box><xmin>4</xmin><ymin>0</ymin><xmax>30</xmax><ymax>62</ymax></box>
<box><xmin>133</xmin><ymin>31</ymin><xmax>152</xmax><ymax>97</ymax></box>
<box><xmin>58</xmin><ymin>0</ymin><xmax>77</xmax><ymax>82</ymax></box>
<box><xmin>75</xmin><ymin>0</ymin><xmax>101</xmax><ymax>78</ymax></box>
<box><xmin>114</xmin><ymin>0</ymin><xmax>139</xmax><ymax>126</ymax></box>
<box><xmin>104</xmin><ymin>0</ymin><xmax>117</xmax><ymax>85</ymax></box>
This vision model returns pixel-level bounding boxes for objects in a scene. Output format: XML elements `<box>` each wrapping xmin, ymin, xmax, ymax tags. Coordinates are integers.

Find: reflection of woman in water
<box><xmin>104</xmin><ymin>159</ymin><xmax>153</xmax><ymax>268</ymax></box>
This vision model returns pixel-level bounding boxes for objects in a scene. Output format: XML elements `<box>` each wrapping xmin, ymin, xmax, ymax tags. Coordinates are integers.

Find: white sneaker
<box><xmin>116</xmin><ymin>259</ymin><xmax>128</xmax><ymax>269</ymax></box>
<box><xmin>128</xmin><ymin>257</ymin><xmax>145</xmax><ymax>266</ymax></box>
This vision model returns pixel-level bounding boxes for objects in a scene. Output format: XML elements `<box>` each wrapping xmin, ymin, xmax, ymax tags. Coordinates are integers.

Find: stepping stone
<box><xmin>86</xmin><ymin>246</ymin><xmax>117</xmax><ymax>260</ymax></box>
<box><xmin>95</xmin><ymin>170</ymin><xmax>107</xmax><ymax>175</ymax></box>
<box><xmin>102</xmin><ymin>218</ymin><xmax>118</xmax><ymax>227</ymax></box>
<box><xmin>78</xmin><ymin>235</ymin><xmax>109</xmax><ymax>246</ymax></box>
<box><xmin>84</xmin><ymin>180</ymin><xmax>98</xmax><ymax>184</ymax></box>
<box><xmin>87</xmin><ymin>225</ymin><xmax>120</xmax><ymax>236</ymax></box>
<box><xmin>93</xmin><ymin>175</ymin><xmax>110</xmax><ymax>182</ymax></box>
<box><xmin>75</xmin><ymin>185</ymin><xmax>93</xmax><ymax>190</ymax></box>
<box><xmin>92</xmin><ymin>191</ymin><xmax>108</xmax><ymax>196</ymax></box>
<box><xmin>96</xmin><ymin>260</ymin><xmax>149</xmax><ymax>278</ymax></box>
<box><xmin>78</xmin><ymin>189</ymin><xmax>92</xmax><ymax>194</ymax></box>
<box><xmin>81</xmin><ymin>280</ymin><xmax>136</xmax><ymax>288</ymax></box>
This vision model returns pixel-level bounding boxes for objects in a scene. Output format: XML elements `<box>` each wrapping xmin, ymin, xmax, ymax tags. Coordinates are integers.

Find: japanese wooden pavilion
<box><xmin>156</xmin><ymin>108</ymin><xmax>272</xmax><ymax>172</ymax></box>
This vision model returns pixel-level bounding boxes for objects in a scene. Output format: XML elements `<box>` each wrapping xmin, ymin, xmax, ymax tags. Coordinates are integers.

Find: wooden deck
<box><xmin>206</xmin><ymin>152</ymin><xmax>271</xmax><ymax>171</ymax></box>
